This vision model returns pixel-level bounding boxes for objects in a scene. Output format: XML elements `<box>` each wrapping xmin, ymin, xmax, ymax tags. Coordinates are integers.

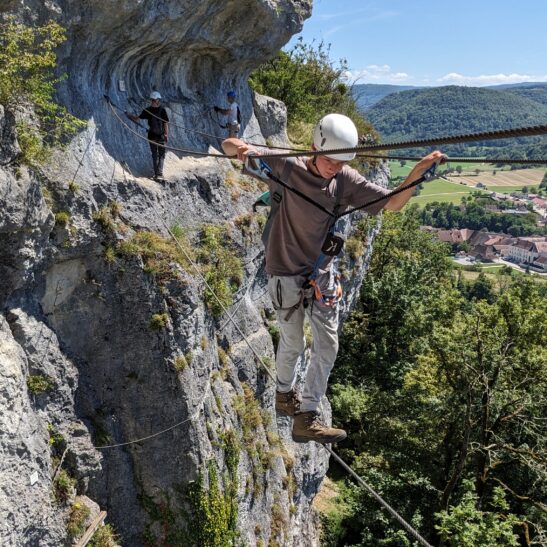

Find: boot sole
<box><xmin>275</xmin><ymin>407</ymin><xmax>296</xmax><ymax>417</ymax></box>
<box><xmin>292</xmin><ymin>432</ymin><xmax>347</xmax><ymax>444</ymax></box>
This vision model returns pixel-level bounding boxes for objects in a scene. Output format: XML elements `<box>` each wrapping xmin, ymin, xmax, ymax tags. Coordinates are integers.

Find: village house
<box><xmin>532</xmin><ymin>254</ymin><xmax>547</xmax><ymax>272</ymax></box>
<box><xmin>429</xmin><ymin>227</ymin><xmax>546</xmax><ymax>265</ymax></box>
<box><xmin>507</xmin><ymin>238</ymin><xmax>547</xmax><ymax>264</ymax></box>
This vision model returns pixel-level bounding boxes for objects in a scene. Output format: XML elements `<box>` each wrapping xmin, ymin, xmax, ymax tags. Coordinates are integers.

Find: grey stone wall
<box><xmin>0</xmin><ymin>1</ymin><xmax>388</xmax><ymax>545</ymax></box>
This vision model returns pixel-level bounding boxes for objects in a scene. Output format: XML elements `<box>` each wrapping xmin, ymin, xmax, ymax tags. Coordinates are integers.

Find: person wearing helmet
<box><xmin>214</xmin><ymin>90</ymin><xmax>241</xmax><ymax>137</ymax></box>
<box><xmin>222</xmin><ymin>114</ymin><xmax>444</xmax><ymax>444</ymax></box>
<box><xmin>127</xmin><ymin>91</ymin><xmax>169</xmax><ymax>182</ymax></box>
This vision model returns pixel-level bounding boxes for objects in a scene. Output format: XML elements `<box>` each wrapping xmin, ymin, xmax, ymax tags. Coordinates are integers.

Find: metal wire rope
<box><xmin>106</xmin><ymin>98</ymin><xmax>226</xmax><ymax>158</ymax></box>
<box><xmin>259</xmin><ymin>123</ymin><xmax>547</xmax><ymax>158</ymax></box>
<box><xmin>358</xmin><ymin>153</ymin><xmax>547</xmax><ymax>165</ymax></box>
<box><xmin>94</xmin><ymin>386</ymin><xmax>210</xmax><ymax>449</ymax></box>
<box><xmin>128</xmin><ymin>97</ymin><xmax>226</xmax><ymax>141</ymax></box>
<box><xmin>325</xmin><ymin>445</ymin><xmax>433</xmax><ymax>547</ymax></box>
<box><xmin>127</xmin><ymin>95</ymin><xmax>308</xmax><ymax>151</ymax></box>
<box><xmin>107</xmin><ymin>96</ymin><xmax>547</xmax><ymax>160</ymax></box>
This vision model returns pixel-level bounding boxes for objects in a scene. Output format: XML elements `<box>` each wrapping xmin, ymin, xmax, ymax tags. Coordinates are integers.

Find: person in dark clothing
<box><xmin>127</xmin><ymin>91</ymin><xmax>169</xmax><ymax>182</ymax></box>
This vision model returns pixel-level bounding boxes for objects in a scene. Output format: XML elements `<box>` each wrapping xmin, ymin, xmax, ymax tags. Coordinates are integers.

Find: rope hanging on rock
<box><xmin>104</xmin><ymin>95</ymin><xmax>547</xmax><ymax>160</ymax></box>
<box><xmin>126</xmin><ymin>95</ymin><xmax>310</xmax><ymax>152</ymax></box>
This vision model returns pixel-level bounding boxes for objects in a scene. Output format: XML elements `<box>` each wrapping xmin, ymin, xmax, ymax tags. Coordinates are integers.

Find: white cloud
<box><xmin>438</xmin><ymin>72</ymin><xmax>547</xmax><ymax>86</ymax></box>
<box><xmin>344</xmin><ymin>64</ymin><xmax>411</xmax><ymax>83</ymax></box>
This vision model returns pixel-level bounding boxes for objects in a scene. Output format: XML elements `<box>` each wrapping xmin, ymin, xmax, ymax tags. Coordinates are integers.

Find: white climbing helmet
<box><xmin>150</xmin><ymin>91</ymin><xmax>162</xmax><ymax>100</ymax></box>
<box><xmin>313</xmin><ymin>113</ymin><xmax>358</xmax><ymax>161</ymax></box>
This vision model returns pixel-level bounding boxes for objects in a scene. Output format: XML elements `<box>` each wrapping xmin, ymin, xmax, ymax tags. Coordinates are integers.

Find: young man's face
<box><xmin>151</xmin><ymin>98</ymin><xmax>160</xmax><ymax>106</ymax></box>
<box><xmin>314</xmin><ymin>155</ymin><xmax>347</xmax><ymax>179</ymax></box>
<box><xmin>227</xmin><ymin>95</ymin><xmax>235</xmax><ymax>103</ymax></box>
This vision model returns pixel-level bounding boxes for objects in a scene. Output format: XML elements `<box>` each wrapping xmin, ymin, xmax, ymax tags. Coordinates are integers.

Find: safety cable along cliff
<box><xmin>260</xmin><ymin>123</ymin><xmax>547</xmax><ymax>158</ymax></box>
<box><xmin>105</xmin><ymin>95</ymin><xmax>547</xmax><ymax>159</ymax></box>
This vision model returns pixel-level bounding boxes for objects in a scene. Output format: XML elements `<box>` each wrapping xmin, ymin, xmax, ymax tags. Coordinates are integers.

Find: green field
<box><xmin>388</xmin><ymin>160</ymin><xmax>510</xmax><ymax>181</ymax></box>
<box><xmin>409</xmin><ymin>178</ymin><xmax>482</xmax><ymax>205</ymax></box>
<box><xmin>483</xmin><ymin>185</ymin><xmax>522</xmax><ymax>194</ymax></box>
<box><xmin>388</xmin><ymin>161</ymin><xmax>414</xmax><ymax>178</ymax></box>
<box><xmin>390</xmin><ymin>161</ymin><xmax>547</xmax><ymax>205</ymax></box>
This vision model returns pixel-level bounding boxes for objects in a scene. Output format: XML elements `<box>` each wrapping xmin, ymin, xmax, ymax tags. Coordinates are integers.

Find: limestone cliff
<box><xmin>0</xmin><ymin>2</ymin><xmax>387</xmax><ymax>545</ymax></box>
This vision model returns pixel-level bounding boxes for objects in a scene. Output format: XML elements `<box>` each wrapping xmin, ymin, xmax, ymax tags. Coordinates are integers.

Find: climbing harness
<box><xmin>246</xmin><ymin>154</ymin><xmax>445</xmax><ymax>308</ymax></box>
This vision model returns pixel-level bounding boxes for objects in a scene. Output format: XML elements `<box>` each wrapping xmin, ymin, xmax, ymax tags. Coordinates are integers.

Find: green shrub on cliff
<box><xmin>0</xmin><ymin>17</ymin><xmax>85</xmax><ymax>164</ymax></box>
<box><xmin>249</xmin><ymin>38</ymin><xmax>376</xmax><ymax>146</ymax></box>
<box><xmin>197</xmin><ymin>224</ymin><xmax>243</xmax><ymax>318</ymax></box>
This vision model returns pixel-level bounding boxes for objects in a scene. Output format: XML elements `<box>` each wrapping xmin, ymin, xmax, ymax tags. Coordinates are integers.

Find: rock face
<box><xmin>0</xmin><ymin>1</ymin><xmax>388</xmax><ymax>546</ymax></box>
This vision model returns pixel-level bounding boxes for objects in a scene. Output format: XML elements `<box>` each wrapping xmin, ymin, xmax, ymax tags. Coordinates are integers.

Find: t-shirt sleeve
<box><xmin>138</xmin><ymin>109</ymin><xmax>149</xmax><ymax>120</ymax></box>
<box><xmin>342</xmin><ymin>167</ymin><xmax>391</xmax><ymax>216</ymax></box>
<box><xmin>241</xmin><ymin>147</ymin><xmax>290</xmax><ymax>188</ymax></box>
<box><xmin>161</xmin><ymin>108</ymin><xmax>169</xmax><ymax>122</ymax></box>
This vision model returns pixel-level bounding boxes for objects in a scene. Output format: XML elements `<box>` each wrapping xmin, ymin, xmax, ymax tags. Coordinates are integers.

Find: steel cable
<box><xmin>325</xmin><ymin>445</ymin><xmax>433</xmax><ymax>547</ymax></box>
<box><xmin>260</xmin><ymin>124</ymin><xmax>547</xmax><ymax>158</ymax></box>
<box><xmin>358</xmin><ymin>154</ymin><xmax>547</xmax><ymax>165</ymax></box>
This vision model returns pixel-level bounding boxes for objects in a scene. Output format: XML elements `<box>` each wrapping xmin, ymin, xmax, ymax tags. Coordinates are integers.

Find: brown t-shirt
<box><xmin>247</xmin><ymin>155</ymin><xmax>391</xmax><ymax>276</ymax></box>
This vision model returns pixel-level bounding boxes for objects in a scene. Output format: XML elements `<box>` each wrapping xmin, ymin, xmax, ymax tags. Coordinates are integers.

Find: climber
<box><xmin>214</xmin><ymin>90</ymin><xmax>241</xmax><ymax>138</ymax></box>
<box><xmin>222</xmin><ymin>114</ymin><xmax>444</xmax><ymax>444</ymax></box>
<box><xmin>127</xmin><ymin>91</ymin><xmax>169</xmax><ymax>182</ymax></box>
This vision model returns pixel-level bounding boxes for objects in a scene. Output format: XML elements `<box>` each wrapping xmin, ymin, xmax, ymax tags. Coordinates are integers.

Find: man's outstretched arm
<box><xmin>222</xmin><ymin>138</ymin><xmax>258</xmax><ymax>160</ymax></box>
<box><xmin>384</xmin><ymin>150</ymin><xmax>445</xmax><ymax>211</ymax></box>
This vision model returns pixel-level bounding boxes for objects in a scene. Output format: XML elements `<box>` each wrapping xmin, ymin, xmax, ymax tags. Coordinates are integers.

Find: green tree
<box><xmin>248</xmin><ymin>38</ymin><xmax>375</xmax><ymax>147</ymax></box>
<box><xmin>328</xmin><ymin>209</ymin><xmax>547</xmax><ymax>546</ymax></box>
<box><xmin>0</xmin><ymin>17</ymin><xmax>85</xmax><ymax>164</ymax></box>
<box><xmin>435</xmin><ymin>480</ymin><xmax>520</xmax><ymax>546</ymax></box>
<box><xmin>466</xmin><ymin>272</ymin><xmax>495</xmax><ymax>302</ymax></box>
<box><xmin>249</xmin><ymin>38</ymin><xmax>348</xmax><ymax>125</ymax></box>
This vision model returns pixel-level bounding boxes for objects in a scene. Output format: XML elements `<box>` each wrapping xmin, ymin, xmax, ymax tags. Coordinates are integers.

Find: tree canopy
<box><xmin>325</xmin><ymin>209</ymin><xmax>547</xmax><ymax>546</ymax></box>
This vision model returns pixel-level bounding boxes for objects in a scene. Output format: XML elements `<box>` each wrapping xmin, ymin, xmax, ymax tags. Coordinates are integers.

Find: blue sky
<box><xmin>288</xmin><ymin>0</ymin><xmax>547</xmax><ymax>86</ymax></box>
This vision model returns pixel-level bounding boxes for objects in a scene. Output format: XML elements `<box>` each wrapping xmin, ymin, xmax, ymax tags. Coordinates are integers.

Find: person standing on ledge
<box><xmin>223</xmin><ymin>113</ymin><xmax>444</xmax><ymax>444</ymax></box>
<box><xmin>214</xmin><ymin>90</ymin><xmax>241</xmax><ymax>138</ymax></box>
<box><xmin>127</xmin><ymin>91</ymin><xmax>169</xmax><ymax>182</ymax></box>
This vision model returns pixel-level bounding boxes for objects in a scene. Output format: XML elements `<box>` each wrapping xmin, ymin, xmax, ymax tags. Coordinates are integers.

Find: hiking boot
<box><xmin>292</xmin><ymin>411</ymin><xmax>347</xmax><ymax>444</ymax></box>
<box><xmin>275</xmin><ymin>389</ymin><xmax>301</xmax><ymax>416</ymax></box>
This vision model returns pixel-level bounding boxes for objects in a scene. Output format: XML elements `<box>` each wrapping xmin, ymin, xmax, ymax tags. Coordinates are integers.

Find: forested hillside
<box><xmin>505</xmin><ymin>84</ymin><xmax>547</xmax><ymax>106</ymax></box>
<box><xmin>364</xmin><ymin>85</ymin><xmax>547</xmax><ymax>158</ymax></box>
<box><xmin>352</xmin><ymin>83</ymin><xmax>423</xmax><ymax>110</ymax></box>
<box><xmin>323</xmin><ymin>209</ymin><xmax>547</xmax><ymax>546</ymax></box>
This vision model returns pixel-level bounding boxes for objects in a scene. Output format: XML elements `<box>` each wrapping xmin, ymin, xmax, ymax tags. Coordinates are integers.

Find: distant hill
<box><xmin>364</xmin><ymin>85</ymin><xmax>547</xmax><ymax>158</ymax></box>
<box><xmin>352</xmin><ymin>81</ymin><xmax>547</xmax><ymax>110</ymax></box>
<box><xmin>503</xmin><ymin>85</ymin><xmax>547</xmax><ymax>107</ymax></box>
<box><xmin>352</xmin><ymin>83</ymin><xmax>424</xmax><ymax>110</ymax></box>
<box><xmin>487</xmin><ymin>82</ymin><xmax>547</xmax><ymax>90</ymax></box>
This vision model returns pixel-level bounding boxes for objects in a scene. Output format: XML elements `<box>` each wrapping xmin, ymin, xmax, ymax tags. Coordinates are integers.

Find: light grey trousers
<box><xmin>268</xmin><ymin>274</ymin><xmax>339</xmax><ymax>413</ymax></box>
